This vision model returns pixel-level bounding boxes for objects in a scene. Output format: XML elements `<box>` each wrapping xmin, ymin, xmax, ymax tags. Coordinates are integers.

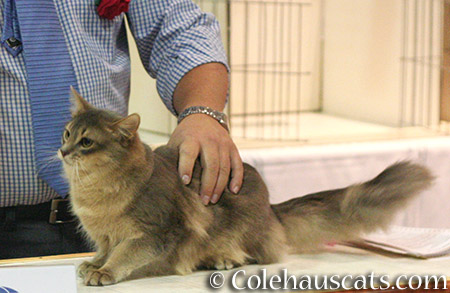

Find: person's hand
<box><xmin>168</xmin><ymin>114</ymin><xmax>243</xmax><ymax>205</ymax></box>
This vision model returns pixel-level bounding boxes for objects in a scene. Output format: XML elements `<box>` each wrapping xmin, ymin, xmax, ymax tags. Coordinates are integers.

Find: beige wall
<box><xmin>441</xmin><ymin>1</ymin><xmax>450</xmax><ymax>121</ymax></box>
<box><xmin>322</xmin><ymin>0</ymin><xmax>441</xmax><ymax>127</ymax></box>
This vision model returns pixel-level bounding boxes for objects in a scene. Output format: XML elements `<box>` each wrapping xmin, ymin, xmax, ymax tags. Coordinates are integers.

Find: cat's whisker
<box><xmin>40</xmin><ymin>152</ymin><xmax>60</xmax><ymax>159</ymax></box>
<box><xmin>106</xmin><ymin>159</ymin><xmax>121</xmax><ymax>172</ymax></box>
<box><xmin>38</xmin><ymin>146</ymin><xmax>62</xmax><ymax>156</ymax></box>
<box><xmin>69</xmin><ymin>162</ymin><xmax>76</xmax><ymax>183</ymax></box>
<box><xmin>77</xmin><ymin>165</ymin><xmax>83</xmax><ymax>187</ymax></box>
<box><xmin>36</xmin><ymin>159</ymin><xmax>60</xmax><ymax>174</ymax></box>
<box><xmin>34</xmin><ymin>152</ymin><xmax>63</xmax><ymax>174</ymax></box>
<box><xmin>74</xmin><ymin>162</ymin><xmax>84</xmax><ymax>188</ymax></box>
<box><xmin>47</xmin><ymin>154</ymin><xmax>61</xmax><ymax>163</ymax></box>
<box><xmin>39</xmin><ymin>147</ymin><xmax>59</xmax><ymax>153</ymax></box>
<box><xmin>78</xmin><ymin>161</ymin><xmax>95</xmax><ymax>186</ymax></box>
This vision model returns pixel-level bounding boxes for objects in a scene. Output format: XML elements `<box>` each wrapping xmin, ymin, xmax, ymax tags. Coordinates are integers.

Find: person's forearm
<box><xmin>173</xmin><ymin>62</ymin><xmax>228</xmax><ymax>114</ymax></box>
<box><xmin>169</xmin><ymin>61</ymin><xmax>243</xmax><ymax>205</ymax></box>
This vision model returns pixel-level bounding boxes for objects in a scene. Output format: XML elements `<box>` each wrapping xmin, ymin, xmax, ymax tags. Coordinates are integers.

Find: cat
<box><xmin>59</xmin><ymin>88</ymin><xmax>433</xmax><ymax>286</ymax></box>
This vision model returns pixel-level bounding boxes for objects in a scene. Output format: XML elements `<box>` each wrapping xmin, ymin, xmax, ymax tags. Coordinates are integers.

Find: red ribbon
<box><xmin>97</xmin><ymin>0</ymin><xmax>130</xmax><ymax>20</ymax></box>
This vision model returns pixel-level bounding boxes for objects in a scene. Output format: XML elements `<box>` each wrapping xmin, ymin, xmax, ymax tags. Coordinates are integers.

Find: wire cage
<box><xmin>195</xmin><ymin>0</ymin><xmax>450</xmax><ymax>142</ymax></box>
<box><xmin>400</xmin><ymin>0</ymin><xmax>442</xmax><ymax>128</ymax></box>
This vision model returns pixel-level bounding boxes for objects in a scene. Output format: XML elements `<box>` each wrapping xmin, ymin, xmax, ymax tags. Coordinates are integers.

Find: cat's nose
<box><xmin>59</xmin><ymin>148</ymin><xmax>71</xmax><ymax>158</ymax></box>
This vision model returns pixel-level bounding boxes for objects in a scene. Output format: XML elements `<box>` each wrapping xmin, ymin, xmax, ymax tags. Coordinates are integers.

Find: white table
<box><xmin>0</xmin><ymin>247</ymin><xmax>449</xmax><ymax>292</ymax></box>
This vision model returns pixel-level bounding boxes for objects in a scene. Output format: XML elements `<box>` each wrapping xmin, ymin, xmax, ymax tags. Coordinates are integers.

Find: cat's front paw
<box><xmin>84</xmin><ymin>268</ymin><xmax>116</xmax><ymax>286</ymax></box>
<box><xmin>77</xmin><ymin>261</ymin><xmax>100</xmax><ymax>278</ymax></box>
<box><xmin>214</xmin><ymin>260</ymin><xmax>235</xmax><ymax>270</ymax></box>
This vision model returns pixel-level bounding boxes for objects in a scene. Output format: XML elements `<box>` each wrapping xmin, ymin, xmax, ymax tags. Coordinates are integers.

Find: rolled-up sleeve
<box><xmin>126</xmin><ymin>0</ymin><xmax>229</xmax><ymax>115</ymax></box>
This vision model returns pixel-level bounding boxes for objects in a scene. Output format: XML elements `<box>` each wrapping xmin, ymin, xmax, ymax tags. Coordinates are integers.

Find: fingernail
<box><xmin>232</xmin><ymin>186</ymin><xmax>240</xmax><ymax>194</ymax></box>
<box><xmin>182</xmin><ymin>175</ymin><xmax>190</xmax><ymax>185</ymax></box>
<box><xmin>211</xmin><ymin>194</ymin><xmax>219</xmax><ymax>204</ymax></box>
<box><xmin>202</xmin><ymin>195</ymin><xmax>210</xmax><ymax>205</ymax></box>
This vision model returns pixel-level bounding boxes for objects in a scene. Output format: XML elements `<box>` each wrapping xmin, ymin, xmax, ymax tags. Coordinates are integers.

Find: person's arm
<box><xmin>169</xmin><ymin>62</ymin><xmax>243</xmax><ymax>205</ymax></box>
<box><xmin>126</xmin><ymin>1</ymin><xmax>243</xmax><ymax>205</ymax></box>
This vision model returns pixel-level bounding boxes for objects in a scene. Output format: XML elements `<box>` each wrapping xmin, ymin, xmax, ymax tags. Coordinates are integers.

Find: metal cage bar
<box><xmin>195</xmin><ymin>0</ymin><xmax>448</xmax><ymax>141</ymax></box>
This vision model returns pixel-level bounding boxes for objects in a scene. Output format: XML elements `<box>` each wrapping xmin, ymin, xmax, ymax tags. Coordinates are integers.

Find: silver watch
<box><xmin>177</xmin><ymin>106</ymin><xmax>229</xmax><ymax>132</ymax></box>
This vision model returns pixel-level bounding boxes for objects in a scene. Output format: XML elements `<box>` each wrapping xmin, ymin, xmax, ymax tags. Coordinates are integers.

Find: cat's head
<box><xmin>58</xmin><ymin>87</ymin><xmax>141</xmax><ymax>173</ymax></box>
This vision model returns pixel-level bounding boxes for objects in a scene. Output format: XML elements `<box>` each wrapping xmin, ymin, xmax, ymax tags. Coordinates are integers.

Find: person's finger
<box><xmin>229</xmin><ymin>145</ymin><xmax>244</xmax><ymax>194</ymax></box>
<box><xmin>210</xmin><ymin>148</ymin><xmax>231</xmax><ymax>204</ymax></box>
<box><xmin>200</xmin><ymin>144</ymin><xmax>220</xmax><ymax>205</ymax></box>
<box><xmin>178</xmin><ymin>140</ymin><xmax>200</xmax><ymax>185</ymax></box>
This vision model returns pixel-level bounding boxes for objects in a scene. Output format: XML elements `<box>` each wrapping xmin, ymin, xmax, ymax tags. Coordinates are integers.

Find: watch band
<box><xmin>177</xmin><ymin>106</ymin><xmax>229</xmax><ymax>132</ymax></box>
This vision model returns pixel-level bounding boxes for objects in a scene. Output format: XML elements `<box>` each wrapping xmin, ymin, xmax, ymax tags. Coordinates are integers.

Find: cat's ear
<box><xmin>114</xmin><ymin>113</ymin><xmax>141</xmax><ymax>141</ymax></box>
<box><xmin>70</xmin><ymin>86</ymin><xmax>91</xmax><ymax>117</ymax></box>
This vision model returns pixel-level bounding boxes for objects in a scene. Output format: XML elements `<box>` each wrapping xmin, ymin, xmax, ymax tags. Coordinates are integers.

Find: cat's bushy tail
<box><xmin>271</xmin><ymin>161</ymin><xmax>434</xmax><ymax>252</ymax></box>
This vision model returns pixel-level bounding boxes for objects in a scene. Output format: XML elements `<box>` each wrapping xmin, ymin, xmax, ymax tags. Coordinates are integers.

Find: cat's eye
<box><xmin>63</xmin><ymin>130</ymin><xmax>70</xmax><ymax>141</ymax></box>
<box><xmin>80</xmin><ymin>137</ymin><xmax>94</xmax><ymax>148</ymax></box>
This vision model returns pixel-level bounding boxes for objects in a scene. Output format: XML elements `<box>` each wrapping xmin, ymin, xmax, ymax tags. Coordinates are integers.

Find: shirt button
<box><xmin>6</xmin><ymin>37</ymin><xmax>21</xmax><ymax>48</ymax></box>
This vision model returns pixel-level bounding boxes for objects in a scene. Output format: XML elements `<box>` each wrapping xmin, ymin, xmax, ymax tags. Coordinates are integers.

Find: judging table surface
<box><xmin>0</xmin><ymin>246</ymin><xmax>449</xmax><ymax>292</ymax></box>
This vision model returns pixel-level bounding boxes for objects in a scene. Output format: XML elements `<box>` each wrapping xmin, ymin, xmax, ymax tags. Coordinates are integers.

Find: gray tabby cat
<box><xmin>59</xmin><ymin>88</ymin><xmax>433</xmax><ymax>286</ymax></box>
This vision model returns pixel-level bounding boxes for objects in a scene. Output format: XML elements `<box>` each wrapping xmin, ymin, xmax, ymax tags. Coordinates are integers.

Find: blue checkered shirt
<box><xmin>0</xmin><ymin>0</ymin><xmax>228</xmax><ymax>207</ymax></box>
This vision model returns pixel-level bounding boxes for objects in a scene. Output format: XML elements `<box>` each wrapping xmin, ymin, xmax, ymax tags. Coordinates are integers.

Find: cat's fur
<box><xmin>60</xmin><ymin>88</ymin><xmax>433</xmax><ymax>286</ymax></box>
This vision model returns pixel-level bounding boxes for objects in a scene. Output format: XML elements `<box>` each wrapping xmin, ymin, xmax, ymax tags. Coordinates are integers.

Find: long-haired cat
<box><xmin>60</xmin><ymin>88</ymin><xmax>433</xmax><ymax>286</ymax></box>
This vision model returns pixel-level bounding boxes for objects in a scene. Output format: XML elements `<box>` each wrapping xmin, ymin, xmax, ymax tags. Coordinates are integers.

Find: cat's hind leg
<box><xmin>197</xmin><ymin>241</ymin><xmax>250</xmax><ymax>271</ymax></box>
<box><xmin>247</xmin><ymin>217</ymin><xmax>288</xmax><ymax>265</ymax></box>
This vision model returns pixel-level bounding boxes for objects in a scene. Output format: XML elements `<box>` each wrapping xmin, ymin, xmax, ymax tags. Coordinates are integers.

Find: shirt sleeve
<box><xmin>126</xmin><ymin>0</ymin><xmax>229</xmax><ymax>115</ymax></box>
